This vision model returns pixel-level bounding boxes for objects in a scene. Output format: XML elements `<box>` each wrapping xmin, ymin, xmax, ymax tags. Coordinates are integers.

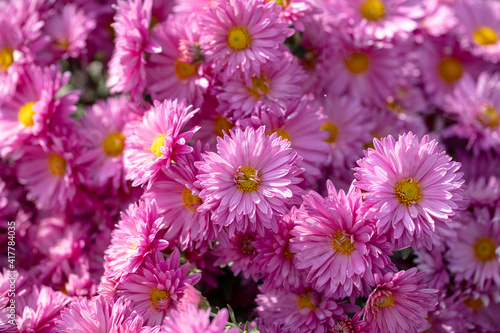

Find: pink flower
<box><xmin>196</xmin><ymin>126</ymin><xmax>304</xmax><ymax>237</ymax></box>
<box><xmin>116</xmin><ymin>249</ymin><xmax>201</xmax><ymax>326</ymax></box>
<box><xmin>354</xmin><ymin>132</ymin><xmax>466</xmax><ymax>250</ymax></box>
<box><xmin>362</xmin><ymin>268</ymin><xmax>438</xmax><ymax>333</ymax></box>
<box><xmin>162</xmin><ymin>306</ymin><xmax>240</xmax><ymax>333</ymax></box>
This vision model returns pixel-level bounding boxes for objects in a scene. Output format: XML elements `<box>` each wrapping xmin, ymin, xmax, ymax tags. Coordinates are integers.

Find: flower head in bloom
<box><xmin>200</xmin><ymin>0</ymin><xmax>293</xmax><ymax>79</ymax></box>
<box><xmin>56</xmin><ymin>295</ymin><xmax>143</xmax><ymax>333</ymax></box>
<box><xmin>107</xmin><ymin>0</ymin><xmax>161</xmax><ymax>100</ymax></box>
<box><xmin>332</xmin><ymin>313</ymin><xmax>370</xmax><ymax>333</ymax></box>
<box><xmin>362</xmin><ymin>268</ymin><xmax>438</xmax><ymax>333</ymax></box>
<box><xmin>454</xmin><ymin>0</ymin><xmax>500</xmax><ymax>62</ymax></box>
<box><xmin>290</xmin><ymin>182</ymin><xmax>394</xmax><ymax>299</ymax></box>
<box><xmin>117</xmin><ymin>249</ymin><xmax>202</xmax><ymax>326</ymax></box>
<box><xmin>446</xmin><ymin>207</ymin><xmax>500</xmax><ymax>292</ymax></box>
<box><xmin>162</xmin><ymin>306</ymin><xmax>239</xmax><ymax>333</ymax></box>
<box><xmin>124</xmin><ymin>99</ymin><xmax>199</xmax><ymax>188</ymax></box>
<box><xmin>277</xmin><ymin>0</ymin><xmax>322</xmax><ymax>32</ymax></box>
<box><xmin>354</xmin><ymin>132</ymin><xmax>466</xmax><ymax>250</ymax></box>
<box><xmin>196</xmin><ymin>126</ymin><xmax>304</xmax><ymax>236</ymax></box>
<box><xmin>443</xmin><ymin>72</ymin><xmax>500</xmax><ymax>155</ymax></box>
<box><xmin>104</xmin><ymin>199</ymin><xmax>168</xmax><ymax>281</ymax></box>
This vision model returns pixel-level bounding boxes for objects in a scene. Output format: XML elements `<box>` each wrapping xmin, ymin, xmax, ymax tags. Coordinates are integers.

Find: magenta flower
<box><xmin>362</xmin><ymin>268</ymin><xmax>438</xmax><ymax>333</ymax></box>
<box><xmin>332</xmin><ymin>313</ymin><xmax>370</xmax><ymax>333</ymax></box>
<box><xmin>162</xmin><ymin>306</ymin><xmax>239</xmax><ymax>333</ymax></box>
<box><xmin>124</xmin><ymin>99</ymin><xmax>199</xmax><ymax>188</ymax></box>
<box><xmin>354</xmin><ymin>132</ymin><xmax>466</xmax><ymax>250</ymax></box>
<box><xmin>290</xmin><ymin>182</ymin><xmax>394</xmax><ymax>299</ymax></box>
<box><xmin>116</xmin><ymin>249</ymin><xmax>201</xmax><ymax>326</ymax></box>
<box><xmin>104</xmin><ymin>199</ymin><xmax>168</xmax><ymax>281</ymax></box>
<box><xmin>200</xmin><ymin>0</ymin><xmax>293</xmax><ymax>79</ymax></box>
<box><xmin>196</xmin><ymin>126</ymin><xmax>304</xmax><ymax>236</ymax></box>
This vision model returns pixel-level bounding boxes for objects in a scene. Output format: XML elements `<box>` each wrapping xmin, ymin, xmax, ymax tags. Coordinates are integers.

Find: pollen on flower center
<box><xmin>377</xmin><ymin>292</ymin><xmax>395</xmax><ymax>308</ymax></box>
<box><xmin>332</xmin><ymin>230</ymin><xmax>355</xmax><ymax>255</ymax></box>
<box><xmin>48</xmin><ymin>153</ymin><xmax>67</xmax><ymax>176</ymax></box>
<box><xmin>227</xmin><ymin>26</ymin><xmax>252</xmax><ymax>50</ymax></box>
<box><xmin>181</xmin><ymin>187</ymin><xmax>202</xmax><ymax>211</ymax></box>
<box><xmin>345</xmin><ymin>51</ymin><xmax>370</xmax><ymax>74</ymax></box>
<box><xmin>395</xmin><ymin>178</ymin><xmax>422</xmax><ymax>205</ymax></box>
<box><xmin>297</xmin><ymin>293</ymin><xmax>316</xmax><ymax>310</ymax></box>
<box><xmin>321</xmin><ymin>121</ymin><xmax>338</xmax><ymax>143</ymax></box>
<box><xmin>151</xmin><ymin>134</ymin><xmax>166</xmax><ymax>156</ymax></box>
<box><xmin>463</xmin><ymin>297</ymin><xmax>483</xmax><ymax>310</ymax></box>
<box><xmin>271</xmin><ymin>128</ymin><xmax>292</xmax><ymax>144</ymax></box>
<box><xmin>56</xmin><ymin>36</ymin><xmax>70</xmax><ymax>50</ymax></box>
<box><xmin>150</xmin><ymin>288</ymin><xmax>171</xmax><ymax>309</ymax></box>
<box><xmin>174</xmin><ymin>59</ymin><xmax>198</xmax><ymax>80</ymax></box>
<box><xmin>360</xmin><ymin>0</ymin><xmax>386</xmax><ymax>21</ymax></box>
<box><xmin>103</xmin><ymin>132</ymin><xmax>126</xmax><ymax>157</ymax></box>
<box><xmin>283</xmin><ymin>244</ymin><xmax>294</xmax><ymax>260</ymax></box>
<box><xmin>438</xmin><ymin>57</ymin><xmax>463</xmax><ymax>83</ymax></box>
<box><xmin>0</xmin><ymin>47</ymin><xmax>14</xmax><ymax>71</ymax></box>
<box><xmin>18</xmin><ymin>102</ymin><xmax>36</xmax><ymax>127</ymax></box>
<box><xmin>214</xmin><ymin>115</ymin><xmax>234</xmax><ymax>137</ymax></box>
<box><xmin>247</xmin><ymin>76</ymin><xmax>270</xmax><ymax>98</ymax></box>
<box><xmin>235</xmin><ymin>166</ymin><xmax>261</xmax><ymax>192</ymax></box>
<box><xmin>476</xmin><ymin>106</ymin><xmax>499</xmax><ymax>128</ymax></box>
<box><xmin>473</xmin><ymin>237</ymin><xmax>497</xmax><ymax>262</ymax></box>
<box><xmin>473</xmin><ymin>26</ymin><xmax>498</xmax><ymax>46</ymax></box>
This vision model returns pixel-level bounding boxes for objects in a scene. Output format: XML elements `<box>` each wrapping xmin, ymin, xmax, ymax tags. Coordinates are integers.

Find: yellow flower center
<box><xmin>320</xmin><ymin>121</ymin><xmax>338</xmax><ymax>143</ymax></box>
<box><xmin>345</xmin><ymin>51</ymin><xmax>370</xmax><ymax>74</ymax></box>
<box><xmin>271</xmin><ymin>128</ymin><xmax>292</xmax><ymax>143</ymax></box>
<box><xmin>473</xmin><ymin>27</ymin><xmax>498</xmax><ymax>46</ymax></box>
<box><xmin>150</xmin><ymin>288</ymin><xmax>170</xmax><ymax>308</ymax></box>
<box><xmin>181</xmin><ymin>187</ymin><xmax>202</xmax><ymax>211</ymax></box>
<box><xmin>476</xmin><ymin>106</ymin><xmax>499</xmax><ymax>128</ymax></box>
<box><xmin>360</xmin><ymin>0</ymin><xmax>386</xmax><ymax>21</ymax></box>
<box><xmin>214</xmin><ymin>115</ymin><xmax>234</xmax><ymax>137</ymax></box>
<box><xmin>56</xmin><ymin>36</ymin><xmax>70</xmax><ymax>50</ymax></box>
<box><xmin>102</xmin><ymin>132</ymin><xmax>126</xmax><ymax>157</ymax></box>
<box><xmin>438</xmin><ymin>57</ymin><xmax>463</xmax><ymax>84</ymax></box>
<box><xmin>151</xmin><ymin>134</ymin><xmax>166</xmax><ymax>156</ymax></box>
<box><xmin>235</xmin><ymin>166</ymin><xmax>261</xmax><ymax>192</ymax></box>
<box><xmin>297</xmin><ymin>293</ymin><xmax>316</xmax><ymax>310</ymax></box>
<box><xmin>332</xmin><ymin>230</ymin><xmax>355</xmax><ymax>255</ymax></box>
<box><xmin>0</xmin><ymin>47</ymin><xmax>14</xmax><ymax>71</ymax></box>
<box><xmin>473</xmin><ymin>237</ymin><xmax>497</xmax><ymax>263</ymax></box>
<box><xmin>247</xmin><ymin>76</ymin><xmax>270</xmax><ymax>98</ymax></box>
<box><xmin>463</xmin><ymin>297</ymin><xmax>483</xmax><ymax>310</ymax></box>
<box><xmin>174</xmin><ymin>59</ymin><xmax>198</xmax><ymax>80</ymax></box>
<box><xmin>18</xmin><ymin>102</ymin><xmax>36</xmax><ymax>127</ymax></box>
<box><xmin>227</xmin><ymin>26</ymin><xmax>252</xmax><ymax>50</ymax></box>
<box><xmin>48</xmin><ymin>153</ymin><xmax>67</xmax><ymax>176</ymax></box>
<box><xmin>395</xmin><ymin>178</ymin><xmax>422</xmax><ymax>206</ymax></box>
<box><xmin>377</xmin><ymin>293</ymin><xmax>395</xmax><ymax>308</ymax></box>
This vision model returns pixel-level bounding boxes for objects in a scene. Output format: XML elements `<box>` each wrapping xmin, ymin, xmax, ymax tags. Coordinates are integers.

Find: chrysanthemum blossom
<box><xmin>290</xmin><ymin>182</ymin><xmax>394</xmax><ymax>299</ymax></box>
<box><xmin>117</xmin><ymin>249</ymin><xmax>202</xmax><ymax>326</ymax></box>
<box><xmin>162</xmin><ymin>306</ymin><xmax>239</xmax><ymax>333</ymax></box>
<box><xmin>446</xmin><ymin>207</ymin><xmax>500</xmax><ymax>292</ymax></box>
<box><xmin>200</xmin><ymin>0</ymin><xmax>294</xmax><ymax>79</ymax></box>
<box><xmin>56</xmin><ymin>295</ymin><xmax>143</xmax><ymax>333</ymax></box>
<box><xmin>107</xmin><ymin>0</ymin><xmax>161</xmax><ymax>100</ymax></box>
<box><xmin>104</xmin><ymin>199</ymin><xmax>168</xmax><ymax>281</ymax></box>
<box><xmin>196</xmin><ymin>126</ymin><xmax>304</xmax><ymax>236</ymax></box>
<box><xmin>362</xmin><ymin>268</ymin><xmax>438</xmax><ymax>333</ymax></box>
<box><xmin>354</xmin><ymin>132</ymin><xmax>466</xmax><ymax>250</ymax></box>
<box><xmin>332</xmin><ymin>313</ymin><xmax>370</xmax><ymax>333</ymax></box>
<box><xmin>277</xmin><ymin>0</ymin><xmax>322</xmax><ymax>32</ymax></box>
<box><xmin>124</xmin><ymin>99</ymin><xmax>199</xmax><ymax>188</ymax></box>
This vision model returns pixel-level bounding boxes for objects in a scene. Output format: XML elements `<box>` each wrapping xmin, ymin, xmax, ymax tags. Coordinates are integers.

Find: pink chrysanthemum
<box><xmin>362</xmin><ymin>268</ymin><xmax>438</xmax><ymax>333</ymax></box>
<box><xmin>413</xmin><ymin>243</ymin><xmax>450</xmax><ymax>290</ymax></box>
<box><xmin>256</xmin><ymin>287</ymin><xmax>356</xmax><ymax>333</ymax></box>
<box><xmin>420</xmin><ymin>0</ymin><xmax>457</xmax><ymax>37</ymax></box>
<box><xmin>335</xmin><ymin>0</ymin><xmax>424</xmax><ymax>41</ymax></box>
<box><xmin>332</xmin><ymin>313</ymin><xmax>370</xmax><ymax>333</ymax></box>
<box><xmin>146</xmin><ymin>14</ymin><xmax>208</xmax><ymax>107</ymax></box>
<box><xmin>162</xmin><ymin>306</ymin><xmax>239</xmax><ymax>333</ymax></box>
<box><xmin>56</xmin><ymin>295</ymin><xmax>143</xmax><ymax>333</ymax></box>
<box><xmin>354</xmin><ymin>132</ymin><xmax>466</xmax><ymax>250</ymax></box>
<box><xmin>116</xmin><ymin>249</ymin><xmax>201</xmax><ymax>326</ymax></box>
<box><xmin>104</xmin><ymin>199</ymin><xmax>168</xmax><ymax>281</ymax></box>
<box><xmin>107</xmin><ymin>0</ymin><xmax>161</xmax><ymax>100</ymax></box>
<box><xmin>446</xmin><ymin>207</ymin><xmax>500</xmax><ymax>292</ymax></box>
<box><xmin>124</xmin><ymin>99</ymin><xmax>199</xmax><ymax>188</ymax></box>
<box><xmin>277</xmin><ymin>0</ymin><xmax>322</xmax><ymax>32</ymax></box>
<box><xmin>78</xmin><ymin>96</ymin><xmax>137</xmax><ymax>192</ymax></box>
<box><xmin>200</xmin><ymin>0</ymin><xmax>294</xmax><ymax>79</ymax></box>
<box><xmin>216</xmin><ymin>52</ymin><xmax>306</xmax><ymax>118</ymax></box>
<box><xmin>454</xmin><ymin>0</ymin><xmax>500</xmax><ymax>62</ymax></box>
<box><xmin>196</xmin><ymin>126</ymin><xmax>304</xmax><ymax>236</ymax></box>
<box><xmin>290</xmin><ymin>182</ymin><xmax>394</xmax><ymax>299</ymax></box>
<box><xmin>443</xmin><ymin>72</ymin><xmax>500</xmax><ymax>155</ymax></box>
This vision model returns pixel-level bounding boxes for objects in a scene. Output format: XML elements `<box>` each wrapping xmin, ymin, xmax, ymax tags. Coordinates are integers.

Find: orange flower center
<box><xmin>48</xmin><ymin>153</ymin><xmax>67</xmax><ymax>176</ymax></box>
<box><xmin>438</xmin><ymin>57</ymin><xmax>463</xmax><ymax>83</ymax></box>
<box><xmin>360</xmin><ymin>0</ymin><xmax>385</xmax><ymax>21</ymax></box>
<box><xmin>174</xmin><ymin>59</ymin><xmax>198</xmax><ymax>79</ymax></box>
<box><xmin>321</xmin><ymin>121</ymin><xmax>338</xmax><ymax>143</ymax></box>
<box><xmin>103</xmin><ymin>132</ymin><xmax>126</xmax><ymax>157</ymax></box>
<box><xmin>235</xmin><ymin>166</ymin><xmax>261</xmax><ymax>192</ymax></box>
<box><xmin>150</xmin><ymin>288</ymin><xmax>170</xmax><ymax>308</ymax></box>
<box><xmin>271</xmin><ymin>128</ymin><xmax>292</xmax><ymax>144</ymax></box>
<box><xmin>181</xmin><ymin>187</ymin><xmax>202</xmax><ymax>211</ymax></box>
<box><xmin>473</xmin><ymin>237</ymin><xmax>497</xmax><ymax>262</ymax></box>
<box><xmin>247</xmin><ymin>76</ymin><xmax>270</xmax><ymax>98</ymax></box>
<box><xmin>345</xmin><ymin>51</ymin><xmax>370</xmax><ymax>74</ymax></box>
<box><xmin>377</xmin><ymin>292</ymin><xmax>395</xmax><ymax>308</ymax></box>
<box><xmin>214</xmin><ymin>115</ymin><xmax>233</xmax><ymax>137</ymax></box>
<box><xmin>476</xmin><ymin>106</ymin><xmax>499</xmax><ymax>128</ymax></box>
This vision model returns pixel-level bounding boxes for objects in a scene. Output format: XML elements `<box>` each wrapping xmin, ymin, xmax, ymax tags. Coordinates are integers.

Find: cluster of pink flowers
<box><xmin>1</xmin><ymin>0</ymin><xmax>500</xmax><ymax>332</ymax></box>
